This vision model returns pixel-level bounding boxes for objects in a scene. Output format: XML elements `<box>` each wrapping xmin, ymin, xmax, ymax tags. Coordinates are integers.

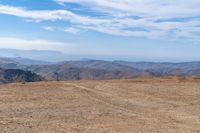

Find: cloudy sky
<box><xmin>0</xmin><ymin>0</ymin><xmax>200</xmax><ymax>61</ymax></box>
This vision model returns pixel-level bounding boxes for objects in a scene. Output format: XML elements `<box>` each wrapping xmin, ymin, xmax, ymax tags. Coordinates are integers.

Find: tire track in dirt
<box><xmin>101</xmin><ymin>84</ymin><xmax>188</xmax><ymax>107</ymax></box>
<box><xmin>101</xmin><ymin>84</ymin><xmax>200</xmax><ymax>131</ymax></box>
<box><xmin>62</xmin><ymin>83</ymin><xmax>200</xmax><ymax>131</ymax></box>
<box><xmin>62</xmin><ymin>83</ymin><xmax>137</xmax><ymax>117</ymax></box>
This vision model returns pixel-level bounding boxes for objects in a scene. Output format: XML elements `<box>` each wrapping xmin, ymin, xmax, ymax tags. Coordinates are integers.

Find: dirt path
<box><xmin>63</xmin><ymin>83</ymin><xmax>138</xmax><ymax>116</ymax></box>
<box><xmin>0</xmin><ymin>79</ymin><xmax>200</xmax><ymax>133</ymax></box>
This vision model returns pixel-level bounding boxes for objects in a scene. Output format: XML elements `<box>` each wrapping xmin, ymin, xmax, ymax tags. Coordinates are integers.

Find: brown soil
<box><xmin>0</xmin><ymin>78</ymin><xmax>200</xmax><ymax>133</ymax></box>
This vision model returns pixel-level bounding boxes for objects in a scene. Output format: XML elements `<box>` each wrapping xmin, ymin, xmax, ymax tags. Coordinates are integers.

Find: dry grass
<box><xmin>0</xmin><ymin>78</ymin><xmax>200</xmax><ymax>133</ymax></box>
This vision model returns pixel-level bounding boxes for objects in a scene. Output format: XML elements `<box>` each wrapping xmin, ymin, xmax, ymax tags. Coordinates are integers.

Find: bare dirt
<box><xmin>0</xmin><ymin>78</ymin><xmax>200</xmax><ymax>133</ymax></box>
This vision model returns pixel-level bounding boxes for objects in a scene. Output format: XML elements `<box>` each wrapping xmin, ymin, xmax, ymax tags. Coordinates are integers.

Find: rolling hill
<box><xmin>26</xmin><ymin>64</ymin><xmax>144</xmax><ymax>80</ymax></box>
<box><xmin>1</xmin><ymin>57</ymin><xmax>200</xmax><ymax>82</ymax></box>
<box><xmin>115</xmin><ymin>61</ymin><xmax>200</xmax><ymax>76</ymax></box>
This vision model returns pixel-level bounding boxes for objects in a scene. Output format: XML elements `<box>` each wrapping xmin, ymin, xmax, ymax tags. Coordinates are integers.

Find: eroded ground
<box><xmin>0</xmin><ymin>78</ymin><xmax>200</xmax><ymax>133</ymax></box>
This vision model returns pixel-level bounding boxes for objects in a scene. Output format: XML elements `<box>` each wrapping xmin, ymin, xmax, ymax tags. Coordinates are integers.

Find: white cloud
<box><xmin>55</xmin><ymin>0</ymin><xmax>200</xmax><ymax>18</ymax></box>
<box><xmin>43</xmin><ymin>26</ymin><xmax>80</xmax><ymax>34</ymax></box>
<box><xmin>0</xmin><ymin>1</ymin><xmax>200</xmax><ymax>40</ymax></box>
<box><xmin>0</xmin><ymin>4</ymin><xmax>97</xmax><ymax>23</ymax></box>
<box><xmin>0</xmin><ymin>5</ymin><xmax>73</xmax><ymax>21</ymax></box>
<box><xmin>54</xmin><ymin>0</ymin><xmax>200</xmax><ymax>40</ymax></box>
<box><xmin>64</xmin><ymin>27</ymin><xmax>80</xmax><ymax>34</ymax></box>
<box><xmin>0</xmin><ymin>37</ymin><xmax>72</xmax><ymax>53</ymax></box>
<box><xmin>43</xmin><ymin>26</ymin><xmax>55</xmax><ymax>31</ymax></box>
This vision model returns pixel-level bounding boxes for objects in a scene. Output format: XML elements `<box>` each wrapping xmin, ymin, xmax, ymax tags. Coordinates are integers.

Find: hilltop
<box><xmin>0</xmin><ymin>79</ymin><xmax>200</xmax><ymax>132</ymax></box>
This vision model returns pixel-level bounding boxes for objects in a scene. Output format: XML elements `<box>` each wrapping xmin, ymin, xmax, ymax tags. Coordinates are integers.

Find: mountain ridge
<box><xmin>1</xmin><ymin>57</ymin><xmax>200</xmax><ymax>81</ymax></box>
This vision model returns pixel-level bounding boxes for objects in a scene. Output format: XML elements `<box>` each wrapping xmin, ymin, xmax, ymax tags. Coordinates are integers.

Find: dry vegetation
<box><xmin>0</xmin><ymin>78</ymin><xmax>200</xmax><ymax>133</ymax></box>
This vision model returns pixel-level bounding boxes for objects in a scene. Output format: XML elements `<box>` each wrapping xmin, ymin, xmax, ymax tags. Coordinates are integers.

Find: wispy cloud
<box><xmin>55</xmin><ymin>0</ymin><xmax>200</xmax><ymax>18</ymax></box>
<box><xmin>43</xmin><ymin>26</ymin><xmax>55</xmax><ymax>31</ymax></box>
<box><xmin>64</xmin><ymin>27</ymin><xmax>80</xmax><ymax>34</ymax></box>
<box><xmin>0</xmin><ymin>1</ymin><xmax>200</xmax><ymax>40</ymax></box>
<box><xmin>0</xmin><ymin>5</ymin><xmax>77</xmax><ymax>21</ymax></box>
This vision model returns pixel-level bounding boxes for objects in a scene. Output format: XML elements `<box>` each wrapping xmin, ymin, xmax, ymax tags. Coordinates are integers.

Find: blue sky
<box><xmin>0</xmin><ymin>0</ymin><xmax>200</xmax><ymax>62</ymax></box>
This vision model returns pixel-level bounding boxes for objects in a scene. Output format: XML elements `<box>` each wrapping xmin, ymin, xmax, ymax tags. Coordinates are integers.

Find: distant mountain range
<box><xmin>0</xmin><ymin>48</ymin><xmax>71</xmax><ymax>62</ymax></box>
<box><xmin>26</xmin><ymin>64</ymin><xmax>145</xmax><ymax>80</ymax></box>
<box><xmin>115</xmin><ymin>61</ymin><xmax>200</xmax><ymax>76</ymax></box>
<box><xmin>0</xmin><ymin>48</ymin><xmax>117</xmax><ymax>62</ymax></box>
<box><xmin>1</xmin><ymin>56</ymin><xmax>200</xmax><ymax>83</ymax></box>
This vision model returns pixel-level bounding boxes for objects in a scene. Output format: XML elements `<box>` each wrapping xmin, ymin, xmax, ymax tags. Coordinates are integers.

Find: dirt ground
<box><xmin>0</xmin><ymin>78</ymin><xmax>200</xmax><ymax>133</ymax></box>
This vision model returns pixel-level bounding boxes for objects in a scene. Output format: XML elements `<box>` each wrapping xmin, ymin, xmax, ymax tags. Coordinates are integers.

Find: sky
<box><xmin>0</xmin><ymin>0</ymin><xmax>200</xmax><ymax>62</ymax></box>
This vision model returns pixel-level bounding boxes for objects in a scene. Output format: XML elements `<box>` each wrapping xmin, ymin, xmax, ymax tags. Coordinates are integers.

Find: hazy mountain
<box><xmin>115</xmin><ymin>61</ymin><xmax>200</xmax><ymax>76</ymax></box>
<box><xmin>1</xmin><ymin>57</ymin><xmax>200</xmax><ymax>81</ymax></box>
<box><xmin>13</xmin><ymin>57</ymin><xmax>51</xmax><ymax>65</ymax></box>
<box><xmin>0</xmin><ymin>57</ymin><xmax>49</xmax><ymax>68</ymax></box>
<box><xmin>0</xmin><ymin>58</ymin><xmax>147</xmax><ymax>80</ymax></box>
<box><xmin>61</xmin><ymin>60</ymin><xmax>140</xmax><ymax>71</ymax></box>
<box><xmin>0</xmin><ymin>57</ymin><xmax>22</xmax><ymax>69</ymax></box>
<box><xmin>0</xmin><ymin>49</ymin><xmax>69</xmax><ymax>62</ymax></box>
<box><xmin>27</xmin><ymin>64</ymin><xmax>145</xmax><ymax>80</ymax></box>
<box><xmin>114</xmin><ymin>61</ymin><xmax>200</xmax><ymax>70</ymax></box>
